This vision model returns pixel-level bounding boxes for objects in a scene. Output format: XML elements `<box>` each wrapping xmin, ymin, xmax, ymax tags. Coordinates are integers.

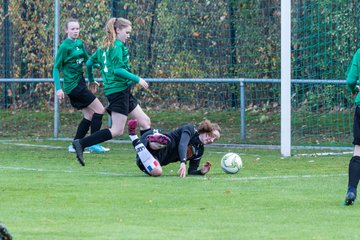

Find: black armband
<box><xmin>180</xmin><ymin>159</ymin><xmax>187</xmax><ymax>164</ymax></box>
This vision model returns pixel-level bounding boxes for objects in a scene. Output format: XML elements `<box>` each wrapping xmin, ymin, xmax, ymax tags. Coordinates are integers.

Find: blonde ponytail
<box><xmin>102</xmin><ymin>18</ymin><xmax>117</xmax><ymax>49</ymax></box>
<box><xmin>101</xmin><ymin>17</ymin><xmax>132</xmax><ymax>49</ymax></box>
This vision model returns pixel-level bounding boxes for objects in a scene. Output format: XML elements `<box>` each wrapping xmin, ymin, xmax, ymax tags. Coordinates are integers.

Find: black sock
<box><xmin>79</xmin><ymin>129</ymin><xmax>112</xmax><ymax>148</ymax></box>
<box><xmin>132</xmin><ymin>139</ymin><xmax>141</xmax><ymax>147</ymax></box>
<box><xmin>348</xmin><ymin>156</ymin><xmax>360</xmax><ymax>191</ymax></box>
<box><xmin>140</xmin><ymin>128</ymin><xmax>151</xmax><ymax>136</ymax></box>
<box><xmin>91</xmin><ymin>113</ymin><xmax>103</xmax><ymax>134</ymax></box>
<box><xmin>74</xmin><ymin>118</ymin><xmax>91</xmax><ymax>140</ymax></box>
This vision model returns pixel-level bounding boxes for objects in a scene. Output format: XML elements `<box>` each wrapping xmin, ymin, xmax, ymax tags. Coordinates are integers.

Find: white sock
<box><xmin>129</xmin><ymin>135</ymin><xmax>138</xmax><ymax>141</ymax></box>
<box><xmin>135</xmin><ymin>143</ymin><xmax>159</xmax><ymax>172</ymax></box>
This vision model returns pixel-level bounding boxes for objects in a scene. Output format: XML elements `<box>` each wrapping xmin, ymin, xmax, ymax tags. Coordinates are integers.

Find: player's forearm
<box><xmin>114</xmin><ymin>68</ymin><xmax>140</xmax><ymax>83</ymax></box>
<box><xmin>86</xmin><ymin>59</ymin><xmax>95</xmax><ymax>83</ymax></box>
<box><xmin>53</xmin><ymin>68</ymin><xmax>61</xmax><ymax>91</ymax></box>
<box><xmin>188</xmin><ymin>169</ymin><xmax>203</xmax><ymax>175</ymax></box>
<box><xmin>188</xmin><ymin>161</ymin><xmax>203</xmax><ymax>175</ymax></box>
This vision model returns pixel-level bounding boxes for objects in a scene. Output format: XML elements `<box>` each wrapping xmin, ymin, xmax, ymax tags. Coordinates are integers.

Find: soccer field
<box><xmin>0</xmin><ymin>139</ymin><xmax>359</xmax><ymax>239</ymax></box>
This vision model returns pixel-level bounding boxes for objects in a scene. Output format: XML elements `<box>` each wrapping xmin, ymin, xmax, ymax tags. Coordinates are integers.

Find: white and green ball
<box><xmin>220</xmin><ymin>153</ymin><xmax>243</xmax><ymax>174</ymax></box>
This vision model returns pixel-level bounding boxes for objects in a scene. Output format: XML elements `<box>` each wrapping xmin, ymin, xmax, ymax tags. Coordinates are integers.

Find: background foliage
<box><xmin>0</xmin><ymin>0</ymin><xmax>359</xmax><ymax>146</ymax></box>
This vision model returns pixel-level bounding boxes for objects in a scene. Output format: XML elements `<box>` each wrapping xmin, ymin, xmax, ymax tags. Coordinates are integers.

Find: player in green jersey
<box><xmin>72</xmin><ymin>18</ymin><xmax>151</xmax><ymax>166</ymax></box>
<box><xmin>344</xmin><ymin>48</ymin><xmax>360</xmax><ymax>205</ymax></box>
<box><xmin>53</xmin><ymin>18</ymin><xmax>109</xmax><ymax>153</ymax></box>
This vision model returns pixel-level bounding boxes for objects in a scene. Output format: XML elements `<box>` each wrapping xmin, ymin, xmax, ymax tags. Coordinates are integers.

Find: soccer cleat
<box><xmin>128</xmin><ymin>119</ymin><xmax>138</xmax><ymax>135</ymax></box>
<box><xmin>68</xmin><ymin>144</ymin><xmax>90</xmax><ymax>153</ymax></box>
<box><xmin>68</xmin><ymin>144</ymin><xmax>76</xmax><ymax>153</ymax></box>
<box><xmin>99</xmin><ymin>145</ymin><xmax>110</xmax><ymax>152</ymax></box>
<box><xmin>0</xmin><ymin>224</ymin><xmax>12</xmax><ymax>240</ymax></box>
<box><xmin>72</xmin><ymin>139</ymin><xmax>85</xmax><ymax>166</ymax></box>
<box><xmin>88</xmin><ymin>144</ymin><xmax>110</xmax><ymax>153</ymax></box>
<box><xmin>146</xmin><ymin>133</ymin><xmax>171</xmax><ymax>146</ymax></box>
<box><xmin>345</xmin><ymin>190</ymin><xmax>357</xmax><ymax>206</ymax></box>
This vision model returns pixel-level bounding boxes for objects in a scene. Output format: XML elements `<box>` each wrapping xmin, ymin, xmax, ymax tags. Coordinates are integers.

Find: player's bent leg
<box><xmin>136</xmin><ymin>146</ymin><xmax>162</xmax><ymax>176</ymax></box>
<box><xmin>72</xmin><ymin>139</ymin><xmax>85</xmax><ymax>166</ymax></box>
<box><xmin>133</xmin><ymin>139</ymin><xmax>162</xmax><ymax>176</ymax></box>
<box><xmin>353</xmin><ymin>145</ymin><xmax>360</xmax><ymax>156</ymax></box>
<box><xmin>148</xmin><ymin>163</ymin><xmax>162</xmax><ymax>177</ymax></box>
<box><xmin>136</xmin><ymin>157</ymin><xmax>162</xmax><ymax>176</ymax></box>
<box><xmin>149</xmin><ymin>141</ymin><xmax>168</xmax><ymax>150</ymax></box>
<box><xmin>128</xmin><ymin>119</ymin><xmax>138</xmax><ymax>135</ymax></box>
<box><xmin>86</xmin><ymin>98</ymin><xmax>105</xmax><ymax>115</ymax></box>
<box><xmin>147</xmin><ymin>134</ymin><xmax>171</xmax><ymax>148</ymax></box>
<box><xmin>108</xmin><ymin>112</ymin><xmax>127</xmax><ymax>137</ymax></box>
<box><xmin>128</xmin><ymin>105</ymin><xmax>151</xmax><ymax>130</ymax></box>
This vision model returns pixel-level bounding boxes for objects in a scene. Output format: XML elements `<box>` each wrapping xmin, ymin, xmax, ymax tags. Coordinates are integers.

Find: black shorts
<box><xmin>106</xmin><ymin>86</ymin><xmax>138</xmax><ymax>116</ymax></box>
<box><xmin>67</xmin><ymin>78</ymin><xmax>96</xmax><ymax>110</ymax></box>
<box><xmin>353</xmin><ymin>106</ymin><xmax>360</xmax><ymax>145</ymax></box>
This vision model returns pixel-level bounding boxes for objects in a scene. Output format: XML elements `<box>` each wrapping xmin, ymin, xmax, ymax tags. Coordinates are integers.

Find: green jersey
<box><xmin>347</xmin><ymin>48</ymin><xmax>360</xmax><ymax>107</ymax></box>
<box><xmin>53</xmin><ymin>38</ymin><xmax>90</xmax><ymax>94</ymax></box>
<box><xmin>87</xmin><ymin>39</ymin><xmax>140</xmax><ymax>96</ymax></box>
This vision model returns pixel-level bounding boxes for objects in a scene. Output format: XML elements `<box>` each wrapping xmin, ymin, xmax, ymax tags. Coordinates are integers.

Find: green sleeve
<box><xmin>86</xmin><ymin>59</ymin><xmax>95</xmax><ymax>83</ymax></box>
<box><xmin>53</xmin><ymin>46</ymin><xmax>64</xmax><ymax>91</ymax></box>
<box><xmin>113</xmin><ymin>68</ymin><xmax>140</xmax><ymax>83</ymax></box>
<box><xmin>86</xmin><ymin>50</ymin><xmax>100</xmax><ymax>83</ymax></box>
<box><xmin>81</xmin><ymin>42</ymin><xmax>90</xmax><ymax>61</ymax></box>
<box><xmin>346</xmin><ymin>49</ymin><xmax>360</xmax><ymax>94</ymax></box>
<box><xmin>53</xmin><ymin>68</ymin><xmax>61</xmax><ymax>91</ymax></box>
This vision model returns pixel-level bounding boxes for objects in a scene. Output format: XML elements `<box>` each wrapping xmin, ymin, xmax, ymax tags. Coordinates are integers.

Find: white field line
<box><xmin>0</xmin><ymin>165</ymin><xmax>346</xmax><ymax>180</ymax></box>
<box><xmin>294</xmin><ymin>151</ymin><xmax>353</xmax><ymax>157</ymax></box>
<box><xmin>0</xmin><ymin>142</ymin><xmax>64</xmax><ymax>149</ymax></box>
<box><xmin>0</xmin><ymin>166</ymin><xmax>132</xmax><ymax>177</ymax></box>
<box><xmin>0</xmin><ymin>142</ymin><xmax>134</xmax><ymax>151</ymax></box>
<box><xmin>226</xmin><ymin>173</ymin><xmax>347</xmax><ymax>181</ymax></box>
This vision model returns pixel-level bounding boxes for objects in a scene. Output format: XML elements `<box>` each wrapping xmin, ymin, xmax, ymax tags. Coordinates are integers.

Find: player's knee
<box><xmin>351</xmin><ymin>155</ymin><xmax>360</xmax><ymax>163</ymax></box>
<box><xmin>97</xmin><ymin>107</ymin><xmax>106</xmax><ymax>115</ymax></box>
<box><xmin>150</xmin><ymin>167</ymin><xmax>162</xmax><ymax>177</ymax></box>
<box><xmin>139</xmin><ymin>116</ymin><xmax>151</xmax><ymax>129</ymax></box>
<box><xmin>109</xmin><ymin>128</ymin><xmax>124</xmax><ymax>137</ymax></box>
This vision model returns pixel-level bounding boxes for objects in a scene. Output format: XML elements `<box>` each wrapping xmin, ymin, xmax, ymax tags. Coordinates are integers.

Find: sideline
<box><xmin>1</xmin><ymin>138</ymin><xmax>353</xmax><ymax>152</ymax></box>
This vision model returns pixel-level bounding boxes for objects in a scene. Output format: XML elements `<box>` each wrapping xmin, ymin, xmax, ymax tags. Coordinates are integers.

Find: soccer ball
<box><xmin>220</xmin><ymin>153</ymin><xmax>242</xmax><ymax>174</ymax></box>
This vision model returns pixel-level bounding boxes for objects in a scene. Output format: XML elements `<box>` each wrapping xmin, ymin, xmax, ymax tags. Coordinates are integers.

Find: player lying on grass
<box><xmin>128</xmin><ymin>119</ymin><xmax>221</xmax><ymax>177</ymax></box>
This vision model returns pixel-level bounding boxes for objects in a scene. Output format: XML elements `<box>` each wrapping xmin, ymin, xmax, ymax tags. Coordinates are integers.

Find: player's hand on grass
<box><xmin>178</xmin><ymin>162</ymin><xmax>187</xmax><ymax>178</ymax></box>
<box><xmin>139</xmin><ymin>78</ymin><xmax>149</xmax><ymax>90</ymax></box>
<box><xmin>56</xmin><ymin>89</ymin><xmax>65</xmax><ymax>102</ymax></box>
<box><xmin>89</xmin><ymin>81</ymin><xmax>99</xmax><ymax>93</ymax></box>
<box><xmin>200</xmin><ymin>161</ymin><xmax>212</xmax><ymax>174</ymax></box>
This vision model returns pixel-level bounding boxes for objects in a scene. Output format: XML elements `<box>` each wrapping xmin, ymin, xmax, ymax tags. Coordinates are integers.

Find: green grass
<box><xmin>0</xmin><ymin>139</ymin><xmax>358</xmax><ymax>239</ymax></box>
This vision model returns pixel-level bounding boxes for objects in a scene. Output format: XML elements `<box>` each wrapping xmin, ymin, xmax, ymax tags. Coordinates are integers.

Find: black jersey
<box><xmin>140</xmin><ymin>124</ymin><xmax>205</xmax><ymax>175</ymax></box>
